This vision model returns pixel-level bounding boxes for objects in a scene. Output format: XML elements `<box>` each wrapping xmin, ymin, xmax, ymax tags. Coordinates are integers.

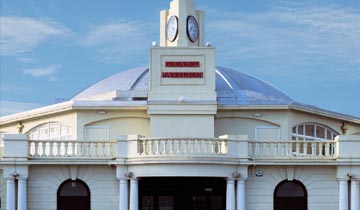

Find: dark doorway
<box><xmin>274</xmin><ymin>180</ymin><xmax>307</xmax><ymax>210</ymax></box>
<box><xmin>57</xmin><ymin>179</ymin><xmax>90</xmax><ymax>210</ymax></box>
<box><xmin>139</xmin><ymin>177</ymin><xmax>226</xmax><ymax>210</ymax></box>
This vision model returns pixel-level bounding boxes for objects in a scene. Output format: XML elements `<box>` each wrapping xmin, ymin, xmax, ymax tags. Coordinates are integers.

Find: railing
<box><xmin>28</xmin><ymin>140</ymin><xmax>117</xmax><ymax>158</ymax></box>
<box><xmin>249</xmin><ymin>140</ymin><xmax>337</xmax><ymax>159</ymax></box>
<box><xmin>136</xmin><ymin>138</ymin><xmax>228</xmax><ymax>156</ymax></box>
<box><xmin>12</xmin><ymin>137</ymin><xmax>338</xmax><ymax>160</ymax></box>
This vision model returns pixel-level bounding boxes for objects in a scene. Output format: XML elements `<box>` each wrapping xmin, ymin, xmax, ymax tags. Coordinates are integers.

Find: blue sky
<box><xmin>1</xmin><ymin>0</ymin><xmax>359</xmax><ymax>117</ymax></box>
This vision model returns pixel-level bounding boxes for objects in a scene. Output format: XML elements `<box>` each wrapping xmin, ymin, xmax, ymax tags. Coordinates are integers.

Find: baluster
<box><xmin>273</xmin><ymin>142</ymin><xmax>277</xmax><ymax>157</ymax></box>
<box><xmin>159</xmin><ymin>140</ymin><xmax>164</xmax><ymax>154</ymax></box>
<box><xmin>74</xmin><ymin>142</ymin><xmax>78</xmax><ymax>157</ymax></box>
<box><xmin>318</xmin><ymin>142</ymin><xmax>323</xmax><ymax>156</ymax></box>
<box><xmin>190</xmin><ymin>139</ymin><xmax>195</xmax><ymax>154</ymax></box>
<box><xmin>193</xmin><ymin>140</ymin><xmax>199</xmax><ymax>154</ymax></box>
<box><xmin>199</xmin><ymin>140</ymin><xmax>204</xmax><ymax>154</ymax></box>
<box><xmin>102</xmin><ymin>142</ymin><xmax>106</xmax><ymax>157</ymax></box>
<box><xmin>88</xmin><ymin>143</ymin><xmax>94</xmax><ymax>156</ymax></box>
<box><xmin>39</xmin><ymin>142</ymin><xmax>44</xmax><ymax>157</ymax></box>
<box><xmin>303</xmin><ymin>142</ymin><xmax>308</xmax><ymax>156</ymax></box>
<box><xmin>220</xmin><ymin>140</ymin><xmax>226</xmax><ymax>154</ymax></box>
<box><xmin>57</xmin><ymin>142</ymin><xmax>63</xmax><ymax>156</ymax></box>
<box><xmin>204</xmin><ymin>140</ymin><xmax>209</xmax><ymax>154</ymax></box>
<box><xmin>248</xmin><ymin>142</ymin><xmax>253</xmax><ymax>157</ymax></box>
<box><xmin>295</xmin><ymin>142</ymin><xmax>300</xmax><ymax>156</ymax></box>
<box><xmin>82</xmin><ymin>142</ymin><xmax>88</xmax><ymax>157</ymax></box>
<box><xmin>207</xmin><ymin>140</ymin><xmax>213</xmax><ymax>154</ymax></box>
<box><xmin>152</xmin><ymin>140</ymin><xmax>158</xmax><ymax>155</ymax></box>
<box><xmin>30</xmin><ymin>142</ymin><xmax>37</xmax><ymax>157</ymax></box>
<box><xmin>311</xmin><ymin>142</ymin><xmax>316</xmax><ymax>156</ymax></box>
<box><xmin>96</xmin><ymin>142</ymin><xmax>101</xmax><ymax>157</ymax></box>
<box><xmin>254</xmin><ymin>142</ymin><xmax>259</xmax><ymax>156</ymax></box>
<box><xmin>286</xmin><ymin>142</ymin><xmax>290</xmax><ymax>156</ymax></box>
<box><xmin>174</xmin><ymin>140</ymin><xmax>179</xmax><ymax>154</ymax></box>
<box><xmin>103</xmin><ymin>142</ymin><xmax>108</xmax><ymax>157</ymax></box>
<box><xmin>281</xmin><ymin>142</ymin><xmax>286</xmax><ymax>156</ymax></box>
<box><xmin>141</xmin><ymin>140</ymin><xmax>147</xmax><ymax>155</ymax></box>
<box><xmin>66</xmin><ymin>142</ymin><xmax>72</xmax><ymax>157</ymax></box>
<box><xmin>168</xmin><ymin>139</ymin><xmax>174</xmax><ymax>154</ymax></box>
<box><xmin>262</xmin><ymin>142</ymin><xmax>267</xmax><ymax>156</ymax></box>
<box><xmin>47</xmin><ymin>142</ymin><xmax>54</xmax><ymax>157</ymax></box>
<box><xmin>324</xmin><ymin>142</ymin><xmax>329</xmax><ymax>157</ymax></box>
<box><xmin>69</xmin><ymin>142</ymin><xmax>75</xmax><ymax>157</ymax></box>
<box><xmin>147</xmin><ymin>140</ymin><xmax>153</xmax><ymax>155</ymax></box>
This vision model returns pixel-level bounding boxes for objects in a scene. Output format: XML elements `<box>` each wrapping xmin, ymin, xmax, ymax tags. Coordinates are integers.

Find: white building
<box><xmin>1</xmin><ymin>0</ymin><xmax>360</xmax><ymax>210</ymax></box>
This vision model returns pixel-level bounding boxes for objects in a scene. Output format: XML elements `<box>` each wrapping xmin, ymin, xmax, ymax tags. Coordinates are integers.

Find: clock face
<box><xmin>187</xmin><ymin>16</ymin><xmax>199</xmax><ymax>42</ymax></box>
<box><xmin>167</xmin><ymin>16</ymin><xmax>178</xmax><ymax>42</ymax></box>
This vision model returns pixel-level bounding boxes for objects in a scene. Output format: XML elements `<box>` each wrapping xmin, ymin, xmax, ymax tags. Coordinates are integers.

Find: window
<box><xmin>57</xmin><ymin>179</ymin><xmax>90</xmax><ymax>210</ymax></box>
<box><xmin>274</xmin><ymin>180</ymin><xmax>307</xmax><ymax>210</ymax></box>
<box><xmin>292</xmin><ymin>123</ymin><xmax>339</xmax><ymax>141</ymax></box>
<box><xmin>292</xmin><ymin>123</ymin><xmax>338</xmax><ymax>155</ymax></box>
<box><xmin>27</xmin><ymin>122</ymin><xmax>72</xmax><ymax>140</ymax></box>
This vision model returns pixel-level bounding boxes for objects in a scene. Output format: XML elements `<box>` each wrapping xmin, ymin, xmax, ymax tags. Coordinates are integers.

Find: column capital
<box><xmin>17</xmin><ymin>176</ymin><xmax>29</xmax><ymax>181</ymax></box>
<box><xmin>4</xmin><ymin>175</ymin><xmax>16</xmax><ymax>181</ymax></box>
<box><xmin>226</xmin><ymin>178</ymin><xmax>235</xmax><ymax>183</ymax></box>
<box><xmin>337</xmin><ymin>177</ymin><xmax>350</xmax><ymax>181</ymax></box>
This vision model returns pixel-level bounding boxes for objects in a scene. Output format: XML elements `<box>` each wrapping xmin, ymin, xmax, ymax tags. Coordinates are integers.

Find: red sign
<box><xmin>162</xmin><ymin>72</ymin><xmax>203</xmax><ymax>78</ymax></box>
<box><xmin>165</xmin><ymin>61</ymin><xmax>200</xmax><ymax>68</ymax></box>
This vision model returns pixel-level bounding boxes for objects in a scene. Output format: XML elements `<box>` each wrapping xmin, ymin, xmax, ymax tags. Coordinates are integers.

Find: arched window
<box><xmin>27</xmin><ymin>122</ymin><xmax>72</xmax><ymax>140</ymax></box>
<box><xmin>292</xmin><ymin>123</ymin><xmax>339</xmax><ymax>141</ymax></box>
<box><xmin>57</xmin><ymin>179</ymin><xmax>90</xmax><ymax>210</ymax></box>
<box><xmin>274</xmin><ymin>180</ymin><xmax>307</xmax><ymax>210</ymax></box>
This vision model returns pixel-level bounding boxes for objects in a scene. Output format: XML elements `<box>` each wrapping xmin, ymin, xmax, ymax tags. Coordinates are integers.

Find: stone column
<box><xmin>226</xmin><ymin>179</ymin><xmax>235</xmax><ymax>210</ymax></box>
<box><xmin>351</xmin><ymin>179</ymin><xmax>360</xmax><ymax>210</ymax></box>
<box><xmin>119</xmin><ymin>178</ymin><xmax>128</xmax><ymax>210</ymax></box>
<box><xmin>236</xmin><ymin>179</ymin><xmax>246</xmax><ymax>210</ymax></box>
<box><xmin>6</xmin><ymin>177</ymin><xmax>16</xmax><ymax>210</ymax></box>
<box><xmin>17</xmin><ymin>177</ymin><xmax>28</xmax><ymax>210</ymax></box>
<box><xmin>130</xmin><ymin>178</ymin><xmax>139</xmax><ymax>210</ymax></box>
<box><xmin>339</xmin><ymin>178</ymin><xmax>349</xmax><ymax>210</ymax></box>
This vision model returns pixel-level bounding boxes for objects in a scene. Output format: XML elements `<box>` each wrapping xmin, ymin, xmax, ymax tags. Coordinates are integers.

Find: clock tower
<box><xmin>148</xmin><ymin>0</ymin><xmax>217</xmax><ymax>138</ymax></box>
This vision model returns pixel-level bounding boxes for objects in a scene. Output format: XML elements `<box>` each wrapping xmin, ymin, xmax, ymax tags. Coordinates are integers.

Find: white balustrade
<box><xmin>29</xmin><ymin>140</ymin><xmax>116</xmax><ymax>158</ymax></box>
<box><xmin>28</xmin><ymin>138</ymin><xmax>337</xmax><ymax>160</ymax></box>
<box><xmin>249</xmin><ymin>140</ymin><xmax>337</xmax><ymax>159</ymax></box>
<box><xmin>138</xmin><ymin>138</ymin><xmax>227</xmax><ymax>156</ymax></box>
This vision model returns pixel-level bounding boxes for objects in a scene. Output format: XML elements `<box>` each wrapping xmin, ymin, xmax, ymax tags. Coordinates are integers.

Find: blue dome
<box><xmin>72</xmin><ymin>66</ymin><xmax>294</xmax><ymax>106</ymax></box>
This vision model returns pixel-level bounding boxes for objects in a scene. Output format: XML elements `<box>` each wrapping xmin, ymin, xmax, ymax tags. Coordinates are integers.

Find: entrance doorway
<box><xmin>139</xmin><ymin>177</ymin><xmax>226</xmax><ymax>210</ymax></box>
<box><xmin>57</xmin><ymin>179</ymin><xmax>90</xmax><ymax>210</ymax></box>
<box><xmin>274</xmin><ymin>180</ymin><xmax>307</xmax><ymax>210</ymax></box>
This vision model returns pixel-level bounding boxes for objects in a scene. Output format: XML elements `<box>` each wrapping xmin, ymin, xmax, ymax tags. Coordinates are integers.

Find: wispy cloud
<box><xmin>22</xmin><ymin>64</ymin><xmax>61</xmax><ymax>81</ymax></box>
<box><xmin>0</xmin><ymin>16</ymin><xmax>70</xmax><ymax>55</ymax></box>
<box><xmin>79</xmin><ymin>20</ymin><xmax>157</xmax><ymax>65</ymax></box>
<box><xmin>0</xmin><ymin>84</ymin><xmax>31</xmax><ymax>93</ymax></box>
<box><xmin>206</xmin><ymin>4</ymin><xmax>360</xmax><ymax>81</ymax></box>
<box><xmin>0</xmin><ymin>100</ymin><xmax>41</xmax><ymax>117</ymax></box>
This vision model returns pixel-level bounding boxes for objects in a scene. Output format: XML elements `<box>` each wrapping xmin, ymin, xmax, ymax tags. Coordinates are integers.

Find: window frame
<box><xmin>291</xmin><ymin>123</ymin><xmax>339</xmax><ymax>141</ymax></box>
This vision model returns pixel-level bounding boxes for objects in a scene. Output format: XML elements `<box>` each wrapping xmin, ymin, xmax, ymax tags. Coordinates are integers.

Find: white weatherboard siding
<box><xmin>28</xmin><ymin>166</ymin><xmax>118</xmax><ymax>210</ymax></box>
<box><xmin>246</xmin><ymin>166</ymin><xmax>338</xmax><ymax>210</ymax></box>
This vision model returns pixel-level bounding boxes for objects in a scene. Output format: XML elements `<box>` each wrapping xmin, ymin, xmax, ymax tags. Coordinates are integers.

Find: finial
<box><xmin>341</xmin><ymin>122</ymin><xmax>349</xmax><ymax>134</ymax></box>
<box><xmin>16</xmin><ymin>122</ymin><xmax>24</xmax><ymax>134</ymax></box>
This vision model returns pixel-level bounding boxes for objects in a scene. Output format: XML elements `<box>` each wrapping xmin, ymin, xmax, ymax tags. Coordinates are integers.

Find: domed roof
<box><xmin>72</xmin><ymin>66</ymin><xmax>294</xmax><ymax>106</ymax></box>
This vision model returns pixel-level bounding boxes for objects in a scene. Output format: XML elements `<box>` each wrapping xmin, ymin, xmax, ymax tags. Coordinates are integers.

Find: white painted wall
<box><xmin>246</xmin><ymin>166</ymin><xmax>338</xmax><ymax>210</ymax></box>
<box><xmin>28</xmin><ymin>166</ymin><xmax>118</xmax><ymax>210</ymax></box>
<box><xmin>0</xmin><ymin>169</ymin><xmax>5</xmax><ymax>210</ymax></box>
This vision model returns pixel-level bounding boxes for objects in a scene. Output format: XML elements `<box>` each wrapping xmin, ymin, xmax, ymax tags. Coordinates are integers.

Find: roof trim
<box><xmin>0</xmin><ymin>101</ymin><xmax>74</xmax><ymax>124</ymax></box>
